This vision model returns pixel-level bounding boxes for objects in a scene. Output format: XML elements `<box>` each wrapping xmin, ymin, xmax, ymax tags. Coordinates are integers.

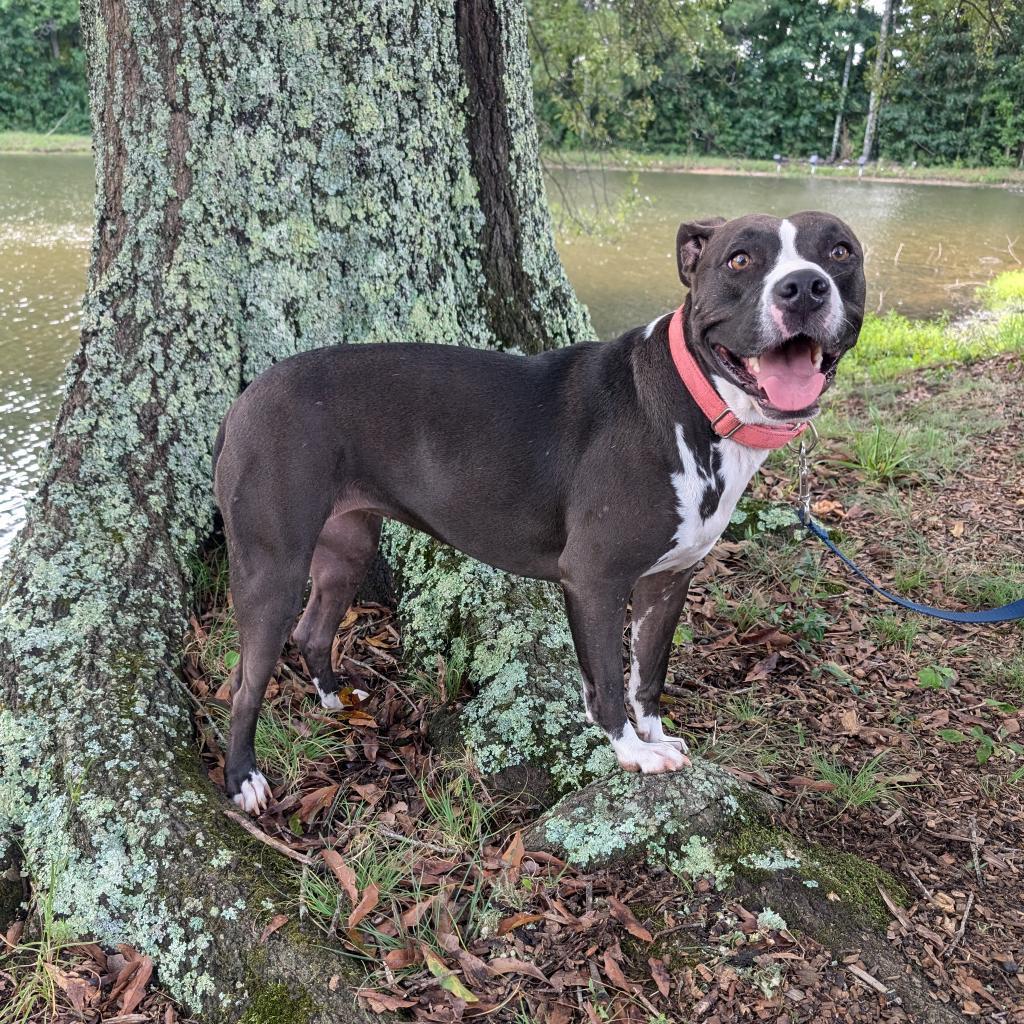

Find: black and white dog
<box><xmin>214</xmin><ymin>211</ymin><xmax>866</xmax><ymax>812</ymax></box>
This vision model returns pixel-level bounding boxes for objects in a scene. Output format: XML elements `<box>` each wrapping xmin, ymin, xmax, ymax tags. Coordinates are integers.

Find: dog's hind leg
<box><xmin>628</xmin><ymin>567</ymin><xmax>695</xmax><ymax>750</ymax></box>
<box><xmin>225</xmin><ymin>557</ymin><xmax>312</xmax><ymax>813</ymax></box>
<box><xmin>292</xmin><ymin>510</ymin><xmax>382</xmax><ymax>709</ymax></box>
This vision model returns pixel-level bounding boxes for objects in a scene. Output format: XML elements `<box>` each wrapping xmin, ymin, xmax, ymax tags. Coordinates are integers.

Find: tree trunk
<box><xmin>829</xmin><ymin>29</ymin><xmax>856</xmax><ymax>163</ymax></box>
<box><xmin>861</xmin><ymin>0</ymin><xmax>892</xmax><ymax>162</ymax></box>
<box><xmin>0</xmin><ymin>1</ymin><xmax>588</xmax><ymax>1018</ymax></box>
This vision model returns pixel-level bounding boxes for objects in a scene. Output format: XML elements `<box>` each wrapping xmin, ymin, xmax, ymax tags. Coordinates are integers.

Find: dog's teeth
<box><xmin>746</xmin><ymin>356</ymin><xmax>761</xmax><ymax>374</ymax></box>
<box><xmin>811</xmin><ymin>344</ymin><xmax>823</xmax><ymax>369</ymax></box>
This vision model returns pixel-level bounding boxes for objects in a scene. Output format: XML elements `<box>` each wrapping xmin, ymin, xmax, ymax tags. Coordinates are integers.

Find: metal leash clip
<box><xmin>797</xmin><ymin>420</ymin><xmax>819</xmax><ymax>525</ymax></box>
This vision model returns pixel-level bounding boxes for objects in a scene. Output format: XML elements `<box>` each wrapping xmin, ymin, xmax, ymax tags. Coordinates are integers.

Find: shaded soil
<box><xmin>3</xmin><ymin>355</ymin><xmax>1022</xmax><ymax>1023</ymax></box>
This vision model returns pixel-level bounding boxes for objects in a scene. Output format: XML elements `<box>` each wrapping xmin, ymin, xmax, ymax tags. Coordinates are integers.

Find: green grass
<box><xmin>844</xmin><ymin>309</ymin><xmax>1024</xmax><ymax>384</ymax></box>
<box><xmin>951</xmin><ymin>563</ymin><xmax>1024</xmax><ymax>610</ymax></box>
<box><xmin>870</xmin><ymin>612</ymin><xmax>919</xmax><ymax>652</ymax></box>
<box><xmin>979</xmin><ymin>269</ymin><xmax>1024</xmax><ymax>308</ymax></box>
<box><xmin>543</xmin><ymin>147</ymin><xmax>1024</xmax><ymax>186</ymax></box>
<box><xmin>812</xmin><ymin>752</ymin><xmax>893</xmax><ymax>809</ymax></box>
<box><xmin>0</xmin><ymin>131</ymin><xmax>90</xmax><ymax>153</ymax></box>
<box><xmin>982</xmin><ymin>654</ymin><xmax>1024</xmax><ymax>697</ymax></box>
<box><xmin>0</xmin><ymin>864</ymin><xmax>76</xmax><ymax>1024</ymax></box>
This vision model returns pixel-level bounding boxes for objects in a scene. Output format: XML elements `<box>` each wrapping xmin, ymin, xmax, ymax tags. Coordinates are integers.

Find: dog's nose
<box><xmin>773</xmin><ymin>268</ymin><xmax>830</xmax><ymax>313</ymax></box>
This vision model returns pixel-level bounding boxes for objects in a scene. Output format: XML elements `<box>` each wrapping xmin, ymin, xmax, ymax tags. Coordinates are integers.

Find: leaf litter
<box><xmin>3</xmin><ymin>355</ymin><xmax>1022</xmax><ymax>1022</ymax></box>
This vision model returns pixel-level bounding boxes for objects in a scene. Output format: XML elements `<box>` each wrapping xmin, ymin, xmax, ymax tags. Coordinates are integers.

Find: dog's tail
<box><xmin>212</xmin><ymin>414</ymin><xmax>228</xmax><ymax>483</ymax></box>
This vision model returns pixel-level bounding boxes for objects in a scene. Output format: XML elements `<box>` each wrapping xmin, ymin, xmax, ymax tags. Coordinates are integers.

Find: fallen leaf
<box><xmin>259</xmin><ymin>913</ymin><xmax>289</xmax><ymax>943</ymax></box>
<box><xmin>119</xmin><ymin>955</ymin><xmax>154</xmax><ymax>1014</ymax></box>
<box><xmin>422</xmin><ymin>946</ymin><xmax>478</xmax><ymax>1003</ymax></box>
<box><xmin>488</xmin><ymin>956</ymin><xmax>549</xmax><ymax>984</ymax></box>
<box><xmin>606</xmin><ymin>896</ymin><xmax>653</xmax><ymax>942</ymax></box>
<box><xmin>347</xmin><ymin>882</ymin><xmax>380</xmax><ymax>929</ymax></box>
<box><xmin>648</xmin><ymin>957</ymin><xmax>671</xmax><ymax>997</ymax></box>
<box><xmin>351</xmin><ymin>781</ymin><xmax>385</xmax><ymax>806</ymax></box>
<box><xmin>321</xmin><ymin>849</ymin><xmax>359</xmax><ymax>904</ymax></box>
<box><xmin>384</xmin><ymin>945</ymin><xmax>420</xmax><ymax>970</ymax></box>
<box><xmin>356</xmin><ymin>989</ymin><xmax>417</xmax><ymax>1013</ymax></box>
<box><xmin>602</xmin><ymin>949</ymin><xmax>634</xmax><ymax>991</ymax></box>
<box><xmin>497</xmin><ymin>911</ymin><xmax>544</xmax><ymax>935</ymax></box>
<box><xmin>501</xmin><ymin>830</ymin><xmax>526</xmax><ymax>869</ymax></box>
<box><xmin>400</xmin><ymin>894</ymin><xmax>437</xmax><ymax>929</ymax></box>
<box><xmin>298</xmin><ymin>783</ymin><xmax>339</xmax><ymax>822</ymax></box>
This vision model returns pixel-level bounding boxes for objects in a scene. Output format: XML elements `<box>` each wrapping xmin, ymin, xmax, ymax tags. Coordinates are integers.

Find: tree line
<box><xmin>529</xmin><ymin>0</ymin><xmax>1024</xmax><ymax>167</ymax></box>
<box><xmin>1</xmin><ymin>0</ymin><xmax>1021</xmax><ymax>167</ymax></box>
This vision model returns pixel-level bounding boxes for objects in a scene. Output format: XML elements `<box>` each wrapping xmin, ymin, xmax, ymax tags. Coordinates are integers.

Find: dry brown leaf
<box><xmin>602</xmin><ymin>949</ymin><xmax>634</xmax><ymax>991</ymax></box>
<box><xmin>356</xmin><ymin>989</ymin><xmax>417</xmax><ymax>1013</ymax></box>
<box><xmin>119</xmin><ymin>955</ymin><xmax>154</xmax><ymax>1015</ymax></box>
<box><xmin>606</xmin><ymin>896</ymin><xmax>653</xmax><ymax>943</ymax></box>
<box><xmin>648</xmin><ymin>957</ymin><xmax>671</xmax><ymax>997</ymax></box>
<box><xmin>400</xmin><ymin>894</ymin><xmax>437</xmax><ymax>929</ymax></box>
<box><xmin>298</xmin><ymin>783</ymin><xmax>339</xmax><ymax>822</ymax></box>
<box><xmin>497</xmin><ymin>911</ymin><xmax>544</xmax><ymax>935</ymax></box>
<box><xmin>348</xmin><ymin>881</ymin><xmax>380</xmax><ymax>929</ymax></box>
<box><xmin>487</xmin><ymin>956</ymin><xmax>549</xmax><ymax>984</ymax></box>
<box><xmin>321</xmin><ymin>849</ymin><xmax>359</xmax><ymax>904</ymax></box>
<box><xmin>259</xmin><ymin>913</ymin><xmax>289</xmax><ymax>943</ymax></box>
<box><xmin>501</xmin><ymin>830</ymin><xmax>525</xmax><ymax>869</ymax></box>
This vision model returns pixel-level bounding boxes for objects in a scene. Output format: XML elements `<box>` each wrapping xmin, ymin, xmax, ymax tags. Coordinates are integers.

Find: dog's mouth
<box><xmin>713</xmin><ymin>334</ymin><xmax>841</xmax><ymax>415</ymax></box>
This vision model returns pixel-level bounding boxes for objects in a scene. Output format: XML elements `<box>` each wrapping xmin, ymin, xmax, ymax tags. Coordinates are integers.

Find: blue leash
<box><xmin>794</xmin><ymin>430</ymin><xmax>1024</xmax><ymax>624</ymax></box>
<box><xmin>798</xmin><ymin>509</ymin><xmax>1024</xmax><ymax>624</ymax></box>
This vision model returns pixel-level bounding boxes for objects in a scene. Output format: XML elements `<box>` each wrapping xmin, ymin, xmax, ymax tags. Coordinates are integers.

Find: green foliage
<box><xmin>529</xmin><ymin>0</ymin><xmax>1023</xmax><ymax>168</ymax></box>
<box><xmin>0</xmin><ymin>0</ymin><xmax>89</xmax><ymax>133</ymax></box>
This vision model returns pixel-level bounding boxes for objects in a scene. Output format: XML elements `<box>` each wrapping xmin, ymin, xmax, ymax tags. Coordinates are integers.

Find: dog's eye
<box><xmin>727</xmin><ymin>252</ymin><xmax>752</xmax><ymax>270</ymax></box>
<box><xmin>830</xmin><ymin>243</ymin><xmax>851</xmax><ymax>261</ymax></box>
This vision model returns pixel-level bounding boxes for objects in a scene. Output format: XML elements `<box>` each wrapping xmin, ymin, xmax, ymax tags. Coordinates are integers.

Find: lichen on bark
<box><xmin>0</xmin><ymin>1</ymin><xmax>589</xmax><ymax>1017</ymax></box>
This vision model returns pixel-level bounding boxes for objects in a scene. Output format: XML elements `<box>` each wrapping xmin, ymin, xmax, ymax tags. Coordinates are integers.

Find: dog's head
<box><xmin>677</xmin><ymin>211</ymin><xmax>865</xmax><ymax>421</ymax></box>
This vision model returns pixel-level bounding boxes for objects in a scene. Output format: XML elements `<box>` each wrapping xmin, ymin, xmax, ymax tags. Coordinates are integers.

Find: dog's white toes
<box><xmin>636</xmin><ymin>715</ymin><xmax>689</xmax><ymax>753</ymax></box>
<box><xmin>232</xmin><ymin>770</ymin><xmax>272</xmax><ymax>814</ymax></box>
<box><xmin>612</xmin><ymin>725</ymin><xmax>690</xmax><ymax>774</ymax></box>
<box><xmin>313</xmin><ymin>677</ymin><xmax>343</xmax><ymax>711</ymax></box>
<box><xmin>634</xmin><ymin>742</ymin><xmax>690</xmax><ymax>774</ymax></box>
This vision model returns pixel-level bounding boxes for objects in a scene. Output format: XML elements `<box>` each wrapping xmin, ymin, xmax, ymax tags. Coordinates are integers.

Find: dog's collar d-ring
<box><xmin>668</xmin><ymin>305</ymin><xmax>809</xmax><ymax>451</ymax></box>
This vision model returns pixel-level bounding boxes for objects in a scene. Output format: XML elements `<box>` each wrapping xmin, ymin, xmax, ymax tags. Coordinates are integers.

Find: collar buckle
<box><xmin>710</xmin><ymin>410</ymin><xmax>742</xmax><ymax>439</ymax></box>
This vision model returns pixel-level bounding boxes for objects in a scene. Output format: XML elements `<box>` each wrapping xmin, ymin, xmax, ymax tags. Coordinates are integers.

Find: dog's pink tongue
<box><xmin>751</xmin><ymin>345</ymin><xmax>826</xmax><ymax>412</ymax></box>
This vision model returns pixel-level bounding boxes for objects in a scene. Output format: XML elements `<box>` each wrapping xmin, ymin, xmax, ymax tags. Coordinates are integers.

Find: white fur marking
<box><xmin>626</xmin><ymin>608</ymin><xmax>651</xmax><ymax>717</ymax></box>
<box><xmin>611</xmin><ymin>721</ymin><xmax>689</xmax><ymax>774</ymax></box>
<box><xmin>644</xmin><ymin>426</ymin><xmax>767</xmax><ymax>576</ymax></box>
<box><xmin>233</xmin><ymin>770</ymin><xmax>272</xmax><ymax>814</ymax></box>
<box><xmin>636</xmin><ymin>713</ymin><xmax>689</xmax><ymax>751</ymax></box>
<box><xmin>580</xmin><ymin>674</ymin><xmax>595</xmax><ymax>724</ymax></box>
<box><xmin>759</xmin><ymin>219</ymin><xmax>843</xmax><ymax>341</ymax></box>
<box><xmin>644</xmin><ymin>314</ymin><xmax>666</xmax><ymax>340</ymax></box>
<box><xmin>314</xmin><ymin>676</ymin><xmax>343</xmax><ymax>711</ymax></box>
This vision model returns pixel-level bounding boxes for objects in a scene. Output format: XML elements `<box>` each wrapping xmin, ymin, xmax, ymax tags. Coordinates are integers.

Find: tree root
<box><xmin>526</xmin><ymin>761</ymin><xmax>965</xmax><ymax>1024</ymax></box>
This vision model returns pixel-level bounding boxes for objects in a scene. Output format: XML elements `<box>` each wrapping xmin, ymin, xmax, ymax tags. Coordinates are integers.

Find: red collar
<box><xmin>668</xmin><ymin>305</ymin><xmax>808</xmax><ymax>451</ymax></box>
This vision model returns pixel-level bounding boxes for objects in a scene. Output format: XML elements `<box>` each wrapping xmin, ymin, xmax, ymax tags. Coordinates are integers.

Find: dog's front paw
<box><xmin>232</xmin><ymin>770</ymin><xmax>273</xmax><ymax>814</ymax></box>
<box><xmin>623</xmin><ymin>741</ymin><xmax>690</xmax><ymax>774</ymax></box>
<box><xmin>636</xmin><ymin>715</ymin><xmax>690</xmax><ymax>753</ymax></box>
<box><xmin>612</xmin><ymin>726</ymin><xmax>690</xmax><ymax>774</ymax></box>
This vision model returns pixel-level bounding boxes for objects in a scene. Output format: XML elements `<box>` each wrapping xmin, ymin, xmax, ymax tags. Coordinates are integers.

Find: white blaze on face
<box><xmin>759</xmin><ymin>219</ymin><xmax>843</xmax><ymax>342</ymax></box>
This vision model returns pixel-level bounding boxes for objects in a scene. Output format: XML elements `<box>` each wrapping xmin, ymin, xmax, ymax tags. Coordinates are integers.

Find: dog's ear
<box><xmin>676</xmin><ymin>217</ymin><xmax>726</xmax><ymax>287</ymax></box>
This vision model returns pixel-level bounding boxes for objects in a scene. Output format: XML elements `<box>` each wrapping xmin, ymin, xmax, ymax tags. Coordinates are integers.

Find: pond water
<box><xmin>0</xmin><ymin>155</ymin><xmax>1021</xmax><ymax>556</ymax></box>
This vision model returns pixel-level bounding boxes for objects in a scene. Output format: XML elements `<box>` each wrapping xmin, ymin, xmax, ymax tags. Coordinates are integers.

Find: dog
<box><xmin>213</xmin><ymin>211</ymin><xmax>866</xmax><ymax>812</ymax></box>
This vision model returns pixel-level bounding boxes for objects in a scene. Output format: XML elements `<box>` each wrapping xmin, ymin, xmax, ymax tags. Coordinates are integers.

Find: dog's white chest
<box><xmin>645</xmin><ymin>425</ymin><xmax>768</xmax><ymax>575</ymax></box>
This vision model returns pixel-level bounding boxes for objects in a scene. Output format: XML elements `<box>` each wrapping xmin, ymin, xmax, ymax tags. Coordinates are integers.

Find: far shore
<box><xmin>3</xmin><ymin>132</ymin><xmax>1023</xmax><ymax>189</ymax></box>
<box><xmin>544</xmin><ymin>148</ymin><xmax>1024</xmax><ymax>189</ymax></box>
<box><xmin>0</xmin><ymin>131</ymin><xmax>91</xmax><ymax>153</ymax></box>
